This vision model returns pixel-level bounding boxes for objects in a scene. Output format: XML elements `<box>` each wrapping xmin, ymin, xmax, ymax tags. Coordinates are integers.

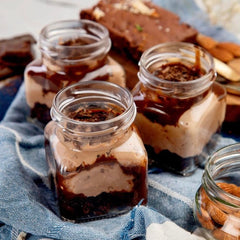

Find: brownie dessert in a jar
<box><xmin>25</xmin><ymin>20</ymin><xmax>125</xmax><ymax>124</ymax></box>
<box><xmin>132</xmin><ymin>42</ymin><xmax>226</xmax><ymax>176</ymax></box>
<box><xmin>44</xmin><ymin>81</ymin><xmax>148</xmax><ymax>222</ymax></box>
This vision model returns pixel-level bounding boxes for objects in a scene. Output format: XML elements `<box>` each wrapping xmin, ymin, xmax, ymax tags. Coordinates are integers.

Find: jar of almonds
<box><xmin>194</xmin><ymin>143</ymin><xmax>240</xmax><ymax>240</ymax></box>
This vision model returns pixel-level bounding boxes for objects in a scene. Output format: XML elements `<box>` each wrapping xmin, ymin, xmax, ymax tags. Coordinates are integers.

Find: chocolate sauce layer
<box><xmin>134</xmin><ymin>62</ymin><xmax>208</xmax><ymax>126</ymax></box>
<box><xmin>26</xmin><ymin>57</ymin><xmax>108</xmax><ymax>95</ymax></box>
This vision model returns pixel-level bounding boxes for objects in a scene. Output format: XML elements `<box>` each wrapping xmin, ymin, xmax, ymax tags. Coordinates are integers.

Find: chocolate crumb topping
<box><xmin>153</xmin><ymin>62</ymin><xmax>205</xmax><ymax>82</ymax></box>
<box><xmin>65</xmin><ymin>104</ymin><xmax>124</xmax><ymax>122</ymax></box>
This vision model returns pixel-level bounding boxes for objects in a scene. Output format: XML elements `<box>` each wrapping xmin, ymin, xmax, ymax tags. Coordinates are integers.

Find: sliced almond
<box><xmin>131</xmin><ymin>0</ymin><xmax>156</xmax><ymax>16</ymax></box>
<box><xmin>214</xmin><ymin>58</ymin><xmax>240</xmax><ymax>82</ymax></box>
<box><xmin>207</xmin><ymin>201</ymin><xmax>227</xmax><ymax>226</ymax></box>
<box><xmin>92</xmin><ymin>7</ymin><xmax>105</xmax><ymax>20</ymax></box>
<box><xmin>196</xmin><ymin>207</ymin><xmax>215</xmax><ymax>230</ymax></box>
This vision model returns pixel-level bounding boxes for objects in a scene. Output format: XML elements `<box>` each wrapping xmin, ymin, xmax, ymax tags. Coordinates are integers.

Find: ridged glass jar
<box><xmin>194</xmin><ymin>143</ymin><xmax>240</xmax><ymax>240</ymax></box>
<box><xmin>44</xmin><ymin>81</ymin><xmax>148</xmax><ymax>222</ymax></box>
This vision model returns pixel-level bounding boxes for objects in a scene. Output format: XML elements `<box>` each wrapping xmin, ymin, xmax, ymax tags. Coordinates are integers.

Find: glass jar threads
<box><xmin>132</xmin><ymin>42</ymin><xmax>226</xmax><ymax>176</ymax></box>
<box><xmin>44</xmin><ymin>81</ymin><xmax>148</xmax><ymax>222</ymax></box>
<box><xmin>25</xmin><ymin>19</ymin><xmax>125</xmax><ymax>124</ymax></box>
<box><xmin>194</xmin><ymin>143</ymin><xmax>240</xmax><ymax>240</ymax></box>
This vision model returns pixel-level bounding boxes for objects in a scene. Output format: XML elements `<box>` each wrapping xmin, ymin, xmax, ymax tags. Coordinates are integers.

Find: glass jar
<box><xmin>194</xmin><ymin>143</ymin><xmax>240</xmax><ymax>240</ymax></box>
<box><xmin>44</xmin><ymin>81</ymin><xmax>148</xmax><ymax>222</ymax></box>
<box><xmin>132</xmin><ymin>42</ymin><xmax>226</xmax><ymax>176</ymax></box>
<box><xmin>25</xmin><ymin>19</ymin><xmax>125</xmax><ymax>124</ymax></box>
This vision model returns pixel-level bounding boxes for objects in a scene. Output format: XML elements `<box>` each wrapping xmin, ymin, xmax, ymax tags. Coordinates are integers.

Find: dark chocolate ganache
<box><xmin>134</xmin><ymin>62</ymin><xmax>208</xmax><ymax>126</ymax></box>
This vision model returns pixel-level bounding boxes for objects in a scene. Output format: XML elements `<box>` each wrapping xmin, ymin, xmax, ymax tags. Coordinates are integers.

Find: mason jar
<box><xmin>44</xmin><ymin>81</ymin><xmax>148</xmax><ymax>222</ymax></box>
<box><xmin>194</xmin><ymin>143</ymin><xmax>240</xmax><ymax>240</ymax></box>
<box><xmin>25</xmin><ymin>19</ymin><xmax>125</xmax><ymax>124</ymax></box>
<box><xmin>132</xmin><ymin>42</ymin><xmax>226</xmax><ymax>176</ymax></box>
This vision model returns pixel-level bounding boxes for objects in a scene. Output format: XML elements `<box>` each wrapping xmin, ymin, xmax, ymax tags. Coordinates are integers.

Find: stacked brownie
<box><xmin>0</xmin><ymin>34</ymin><xmax>36</xmax><ymax>120</ymax></box>
<box><xmin>0</xmin><ymin>34</ymin><xmax>36</xmax><ymax>80</ymax></box>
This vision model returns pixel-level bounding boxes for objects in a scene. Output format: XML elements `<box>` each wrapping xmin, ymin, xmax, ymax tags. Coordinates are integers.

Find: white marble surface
<box><xmin>0</xmin><ymin>0</ymin><xmax>98</xmax><ymax>39</ymax></box>
<box><xmin>1</xmin><ymin>0</ymin><xmax>239</xmax><ymax>40</ymax></box>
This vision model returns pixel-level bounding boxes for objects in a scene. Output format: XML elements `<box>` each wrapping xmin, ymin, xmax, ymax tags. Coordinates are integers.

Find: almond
<box><xmin>217</xmin><ymin>182</ymin><xmax>237</xmax><ymax>195</ymax></box>
<box><xmin>208</xmin><ymin>47</ymin><xmax>234</xmax><ymax>62</ymax></box>
<box><xmin>196</xmin><ymin>207</ymin><xmax>215</xmax><ymax>230</ymax></box>
<box><xmin>228</xmin><ymin>58</ymin><xmax>240</xmax><ymax>75</ymax></box>
<box><xmin>217</xmin><ymin>182</ymin><xmax>240</xmax><ymax>198</ymax></box>
<box><xmin>196</xmin><ymin>33</ymin><xmax>218</xmax><ymax>50</ymax></box>
<box><xmin>213</xmin><ymin>228</ymin><xmax>238</xmax><ymax>240</ymax></box>
<box><xmin>231</xmin><ymin>185</ymin><xmax>240</xmax><ymax>198</ymax></box>
<box><xmin>200</xmin><ymin>188</ymin><xmax>209</xmax><ymax>209</ymax></box>
<box><xmin>207</xmin><ymin>200</ymin><xmax>227</xmax><ymax>225</ymax></box>
<box><xmin>217</xmin><ymin>42</ymin><xmax>240</xmax><ymax>57</ymax></box>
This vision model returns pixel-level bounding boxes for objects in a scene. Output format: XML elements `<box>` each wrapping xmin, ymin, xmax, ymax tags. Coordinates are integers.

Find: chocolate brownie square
<box><xmin>80</xmin><ymin>0</ymin><xmax>198</xmax><ymax>62</ymax></box>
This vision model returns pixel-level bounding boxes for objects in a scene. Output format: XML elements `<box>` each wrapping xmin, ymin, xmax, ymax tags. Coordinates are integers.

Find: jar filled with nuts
<box><xmin>194</xmin><ymin>143</ymin><xmax>240</xmax><ymax>240</ymax></box>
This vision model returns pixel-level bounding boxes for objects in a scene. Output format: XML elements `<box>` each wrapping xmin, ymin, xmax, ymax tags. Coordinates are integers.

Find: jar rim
<box><xmin>138</xmin><ymin>42</ymin><xmax>215</xmax><ymax>94</ymax></box>
<box><xmin>203</xmin><ymin>143</ymin><xmax>240</xmax><ymax>206</ymax></box>
<box><xmin>39</xmin><ymin>19</ymin><xmax>111</xmax><ymax>56</ymax></box>
<box><xmin>51</xmin><ymin>81</ymin><xmax>136</xmax><ymax>133</ymax></box>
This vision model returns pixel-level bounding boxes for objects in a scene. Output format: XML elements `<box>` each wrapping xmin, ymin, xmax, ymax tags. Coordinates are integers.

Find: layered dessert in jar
<box><xmin>132</xmin><ymin>42</ymin><xmax>226</xmax><ymax>175</ymax></box>
<box><xmin>25</xmin><ymin>20</ymin><xmax>125</xmax><ymax>124</ymax></box>
<box><xmin>44</xmin><ymin>81</ymin><xmax>148</xmax><ymax>221</ymax></box>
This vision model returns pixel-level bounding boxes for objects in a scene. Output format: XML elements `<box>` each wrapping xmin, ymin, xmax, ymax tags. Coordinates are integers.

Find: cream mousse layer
<box><xmin>51</xmin><ymin>128</ymin><xmax>147</xmax><ymax>197</ymax></box>
<box><xmin>135</xmin><ymin>90</ymin><xmax>226</xmax><ymax>158</ymax></box>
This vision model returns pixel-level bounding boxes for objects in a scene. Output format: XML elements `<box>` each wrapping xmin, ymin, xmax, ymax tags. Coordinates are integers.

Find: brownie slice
<box><xmin>0</xmin><ymin>34</ymin><xmax>36</xmax><ymax>80</ymax></box>
<box><xmin>80</xmin><ymin>0</ymin><xmax>198</xmax><ymax>62</ymax></box>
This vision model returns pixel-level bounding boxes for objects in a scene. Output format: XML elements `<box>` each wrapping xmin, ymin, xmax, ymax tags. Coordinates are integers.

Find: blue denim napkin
<box><xmin>0</xmin><ymin>0</ymin><xmax>239</xmax><ymax>239</ymax></box>
<box><xmin>0</xmin><ymin>84</ymin><xmax>236</xmax><ymax>240</ymax></box>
